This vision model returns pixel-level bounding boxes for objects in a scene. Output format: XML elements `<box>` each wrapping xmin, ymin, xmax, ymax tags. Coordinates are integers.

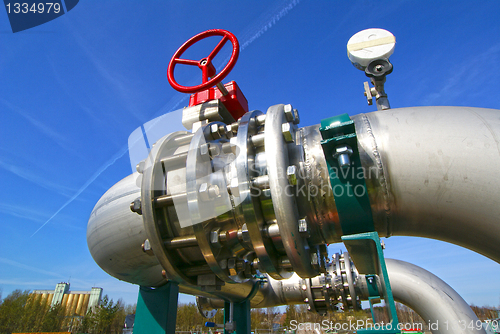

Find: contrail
<box><xmin>31</xmin><ymin>0</ymin><xmax>301</xmax><ymax>236</ymax></box>
<box><xmin>31</xmin><ymin>145</ymin><xmax>129</xmax><ymax>237</ymax></box>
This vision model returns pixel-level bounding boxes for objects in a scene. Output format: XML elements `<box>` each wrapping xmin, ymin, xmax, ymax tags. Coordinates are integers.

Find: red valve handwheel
<box><xmin>167</xmin><ymin>29</ymin><xmax>240</xmax><ymax>93</ymax></box>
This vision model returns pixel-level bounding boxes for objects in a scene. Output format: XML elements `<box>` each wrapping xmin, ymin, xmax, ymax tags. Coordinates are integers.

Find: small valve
<box><xmin>364</xmin><ymin>58</ymin><xmax>393</xmax><ymax>78</ymax></box>
<box><xmin>347</xmin><ymin>28</ymin><xmax>395</xmax><ymax>110</ymax></box>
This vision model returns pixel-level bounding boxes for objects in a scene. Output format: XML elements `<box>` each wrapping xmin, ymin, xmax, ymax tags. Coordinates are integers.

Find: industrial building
<box><xmin>31</xmin><ymin>283</ymin><xmax>102</xmax><ymax>316</ymax></box>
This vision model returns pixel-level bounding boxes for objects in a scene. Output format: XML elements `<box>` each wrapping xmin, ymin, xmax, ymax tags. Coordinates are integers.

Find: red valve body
<box><xmin>189</xmin><ymin>81</ymin><xmax>248</xmax><ymax>120</ymax></box>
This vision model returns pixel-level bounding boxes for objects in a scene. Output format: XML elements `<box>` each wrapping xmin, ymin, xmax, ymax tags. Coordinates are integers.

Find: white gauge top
<box><xmin>347</xmin><ymin>28</ymin><xmax>395</xmax><ymax>69</ymax></box>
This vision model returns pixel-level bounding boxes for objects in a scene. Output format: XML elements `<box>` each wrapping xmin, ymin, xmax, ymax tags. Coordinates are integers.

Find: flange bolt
<box><xmin>333</xmin><ymin>146</ymin><xmax>353</xmax><ymax>168</ymax></box>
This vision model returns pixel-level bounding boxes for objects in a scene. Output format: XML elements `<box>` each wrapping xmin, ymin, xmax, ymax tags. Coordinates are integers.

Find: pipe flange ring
<box><xmin>333</xmin><ymin>253</ymin><xmax>347</xmax><ymax>309</ymax></box>
<box><xmin>343</xmin><ymin>252</ymin><xmax>360</xmax><ymax>311</ymax></box>
<box><xmin>233</xmin><ymin>110</ymin><xmax>291</xmax><ymax>280</ymax></box>
<box><xmin>141</xmin><ymin>131</ymin><xmax>196</xmax><ymax>285</ymax></box>
<box><xmin>265</xmin><ymin>104</ymin><xmax>317</xmax><ymax>278</ymax></box>
<box><xmin>186</xmin><ymin>122</ymin><xmax>247</xmax><ymax>283</ymax></box>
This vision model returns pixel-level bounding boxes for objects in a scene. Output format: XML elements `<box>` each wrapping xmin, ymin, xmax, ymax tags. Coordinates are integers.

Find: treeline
<box><xmin>470</xmin><ymin>305</ymin><xmax>499</xmax><ymax>321</ymax></box>
<box><xmin>0</xmin><ymin>290</ymin><xmax>135</xmax><ymax>334</ymax></box>
<box><xmin>284</xmin><ymin>302</ymin><xmax>498</xmax><ymax>332</ymax></box>
<box><xmin>1</xmin><ymin>289</ymin><xmax>498</xmax><ymax>334</ymax></box>
<box><xmin>176</xmin><ymin>303</ymin><xmax>278</xmax><ymax>332</ymax></box>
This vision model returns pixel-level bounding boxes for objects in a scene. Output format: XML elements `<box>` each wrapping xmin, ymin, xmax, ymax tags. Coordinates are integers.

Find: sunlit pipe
<box><xmin>87</xmin><ymin>106</ymin><xmax>500</xmax><ymax>313</ymax></box>
<box><xmin>352</xmin><ymin>107</ymin><xmax>500</xmax><ymax>263</ymax></box>
<box><xmin>384</xmin><ymin>259</ymin><xmax>485</xmax><ymax>334</ymax></box>
<box><xmin>201</xmin><ymin>259</ymin><xmax>486</xmax><ymax>334</ymax></box>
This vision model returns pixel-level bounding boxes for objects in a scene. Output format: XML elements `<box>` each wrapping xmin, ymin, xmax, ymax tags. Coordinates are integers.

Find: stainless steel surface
<box><xmin>88</xmin><ymin>104</ymin><xmax>500</xmax><ymax>322</ymax></box>
<box><xmin>353</xmin><ymin>106</ymin><xmax>500</xmax><ymax>263</ymax></box>
<box><xmin>202</xmin><ymin>257</ymin><xmax>485</xmax><ymax>333</ymax></box>
<box><xmin>265</xmin><ymin>104</ymin><xmax>316</xmax><ymax>278</ymax></box>
<box><xmin>384</xmin><ymin>259</ymin><xmax>486</xmax><ymax>334</ymax></box>
<box><xmin>87</xmin><ymin>173</ymin><xmax>167</xmax><ymax>287</ymax></box>
<box><xmin>141</xmin><ymin>131</ymin><xmax>197</xmax><ymax>285</ymax></box>
<box><xmin>233</xmin><ymin>109</ymin><xmax>289</xmax><ymax>280</ymax></box>
<box><xmin>296</xmin><ymin>124</ymin><xmax>341</xmax><ymax>245</ymax></box>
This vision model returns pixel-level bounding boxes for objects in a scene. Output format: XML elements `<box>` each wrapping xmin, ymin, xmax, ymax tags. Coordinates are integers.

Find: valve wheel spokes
<box><xmin>167</xmin><ymin>29</ymin><xmax>239</xmax><ymax>93</ymax></box>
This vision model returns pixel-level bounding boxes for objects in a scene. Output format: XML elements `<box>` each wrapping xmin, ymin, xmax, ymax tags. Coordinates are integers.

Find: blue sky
<box><xmin>1</xmin><ymin>0</ymin><xmax>499</xmax><ymax>309</ymax></box>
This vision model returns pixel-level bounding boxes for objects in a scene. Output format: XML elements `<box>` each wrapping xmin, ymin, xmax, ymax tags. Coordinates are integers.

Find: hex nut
<box><xmin>298</xmin><ymin>218</ymin><xmax>308</xmax><ymax>234</ymax></box>
<box><xmin>130</xmin><ymin>198</ymin><xmax>142</xmax><ymax>215</ymax></box>
<box><xmin>228</xmin><ymin>258</ymin><xmax>238</xmax><ymax>276</ymax></box>
<box><xmin>229</xmin><ymin>178</ymin><xmax>240</xmax><ymax>197</ymax></box>
<box><xmin>311</xmin><ymin>252</ymin><xmax>319</xmax><ymax>265</ymax></box>
<box><xmin>199</xmin><ymin>183</ymin><xmax>210</xmax><ymax>201</ymax></box>
<box><xmin>210</xmin><ymin>229</ymin><xmax>220</xmax><ymax>245</ymax></box>
<box><xmin>210</xmin><ymin>123</ymin><xmax>222</xmax><ymax>140</ymax></box>
<box><xmin>334</xmin><ymin>145</ymin><xmax>353</xmax><ymax>155</ymax></box>
<box><xmin>333</xmin><ymin>145</ymin><xmax>353</xmax><ymax>168</ymax></box>
<box><xmin>136</xmin><ymin>160</ymin><xmax>145</xmax><ymax>173</ymax></box>
<box><xmin>218</xmin><ymin>124</ymin><xmax>227</xmax><ymax>137</ymax></box>
<box><xmin>287</xmin><ymin>165</ymin><xmax>298</xmax><ymax>186</ymax></box>
<box><xmin>225</xmin><ymin>124</ymin><xmax>234</xmax><ymax>138</ymax></box>
<box><xmin>209</xmin><ymin>143</ymin><xmax>221</xmax><ymax>157</ymax></box>
<box><xmin>142</xmin><ymin>239</ymin><xmax>154</xmax><ymax>256</ymax></box>
<box><xmin>282</xmin><ymin>122</ymin><xmax>294</xmax><ymax>143</ymax></box>
<box><xmin>293</xmin><ymin>108</ymin><xmax>300</xmax><ymax>125</ymax></box>
<box><xmin>200</xmin><ymin>143</ymin><xmax>210</xmax><ymax>161</ymax></box>
<box><xmin>240</xmin><ymin>223</ymin><xmax>251</xmax><ymax>244</ymax></box>
<box><xmin>284</xmin><ymin>104</ymin><xmax>295</xmax><ymax>123</ymax></box>
<box><xmin>199</xmin><ymin>183</ymin><xmax>220</xmax><ymax>201</ymax></box>
<box><xmin>222</xmin><ymin>142</ymin><xmax>238</xmax><ymax>155</ymax></box>
<box><xmin>209</xmin><ymin>185</ymin><xmax>220</xmax><ymax>198</ymax></box>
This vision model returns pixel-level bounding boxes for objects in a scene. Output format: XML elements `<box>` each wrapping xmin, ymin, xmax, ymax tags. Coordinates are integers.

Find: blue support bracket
<box><xmin>342</xmin><ymin>232</ymin><xmax>399</xmax><ymax>333</ymax></box>
<box><xmin>319</xmin><ymin>113</ymin><xmax>375</xmax><ymax>235</ymax></box>
<box><xmin>133</xmin><ymin>281</ymin><xmax>179</xmax><ymax>334</ymax></box>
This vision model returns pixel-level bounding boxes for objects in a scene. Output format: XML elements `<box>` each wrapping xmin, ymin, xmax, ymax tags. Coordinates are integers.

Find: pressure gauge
<box><xmin>347</xmin><ymin>28</ymin><xmax>395</xmax><ymax>70</ymax></box>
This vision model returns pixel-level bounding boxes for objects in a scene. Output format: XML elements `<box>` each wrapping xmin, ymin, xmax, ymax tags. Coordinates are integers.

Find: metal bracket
<box><xmin>319</xmin><ymin>113</ymin><xmax>375</xmax><ymax>235</ymax></box>
<box><xmin>222</xmin><ymin>281</ymin><xmax>262</xmax><ymax>334</ymax></box>
<box><xmin>342</xmin><ymin>232</ymin><xmax>399</xmax><ymax>333</ymax></box>
<box><xmin>320</xmin><ymin>115</ymin><xmax>398</xmax><ymax>332</ymax></box>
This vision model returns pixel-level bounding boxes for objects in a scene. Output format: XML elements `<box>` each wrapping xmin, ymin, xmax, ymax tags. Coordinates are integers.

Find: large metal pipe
<box><xmin>87</xmin><ymin>106</ymin><xmax>499</xmax><ymax>326</ymax></box>
<box><xmin>352</xmin><ymin>107</ymin><xmax>500</xmax><ymax>263</ymax></box>
<box><xmin>86</xmin><ymin>173</ymin><xmax>167</xmax><ymax>288</ymax></box>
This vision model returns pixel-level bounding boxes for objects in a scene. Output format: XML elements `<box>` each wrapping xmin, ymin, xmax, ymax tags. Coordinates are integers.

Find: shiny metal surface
<box><xmin>296</xmin><ymin>125</ymin><xmax>341</xmax><ymax>245</ymax></box>
<box><xmin>201</xmin><ymin>258</ymin><xmax>485</xmax><ymax>333</ymax></box>
<box><xmin>384</xmin><ymin>259</ymin><xmax>485</xmax><ymax>334</ymax></box>
<box><xmin>233</xmin><ymin>110</ymin><xmax>289</xmax><ymax>280</ymax></box>
<box><xmin>265</xmin><ymin>104</ymin><xmax>316</xmax><ymax>278</ymax></box>
<box><xmin>88</xmin><ymin>104</ymin><xmax>500</xmax><ymax>320</ymax></box>
<box><xmin>353</xmin><ymin>106</ymin><xmax>500</xmax><ymax>263</ymax></box>
<box><xmin>87</xmin><ymin>173</ymin><xmax>167</xmax><ymax>287</ymax></box>
<box><xmin>141</xmin><ymin>131</ymin><xmax>197</xmax><ymax>285</ymax></box>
